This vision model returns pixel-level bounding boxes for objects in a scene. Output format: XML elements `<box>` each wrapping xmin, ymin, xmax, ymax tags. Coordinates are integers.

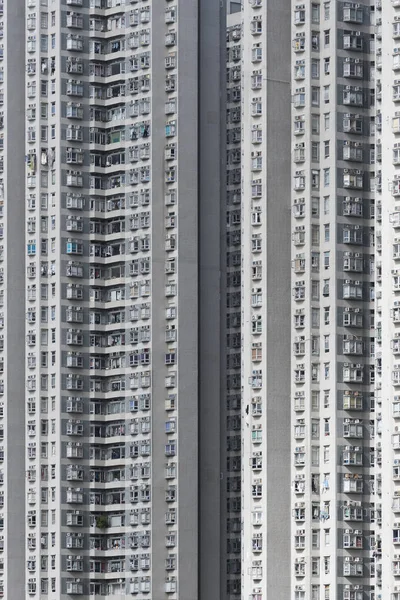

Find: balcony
<box><xmin>67</xmin><ymin>81</ymin><xmax>84</xmax><ymax>97</ymax></box>
<box><xmin>67</xmin><ymin>13</ymin><xmax>84</xmax><ymax>29</ymax></box>
<box><xmin>66</xmin><ymin>172</ymin><xmax>83</xmax><ymax>187</ymax></box>
<box><xmin>343</xmin><ymin>7</ymin><xmax>363</xmax><ymax>23</ymax></box>
<box><xmin>66</xmin><ymin>443</ymin><xmax>84</xmax><ymax>459</ymax></box>
<box><xmin>343</xmin><ymin>171</ymin><xmax>363</xmax><ymax>190</ymax></box>
<box><xmin>343</xmin><ymin>364</ymin><xmax>364</xmax><ymax>383</ymax></box>
<box><xmin>66</xmin><ymin>489</ymin><xmax>84</xmax><ymax>504</ymax></box>
<box><xmin>343</xmin><ymin>89</ymin><xmax>363</xmax><ymax>107</ymax></box>
<box><xmin>66</xmin><ymin>580</ymin><xmax>83</xmax><ymax>595</ymax></box>
<box><xmin>66</xmin><ymin>103</ymin><xmax>84</xmax><ymax>119</ymax></box>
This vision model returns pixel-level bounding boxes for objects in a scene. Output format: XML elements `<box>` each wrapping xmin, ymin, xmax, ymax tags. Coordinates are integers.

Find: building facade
<box><xmin>8</xmin><ymin>0</ymin><xmax>400</xmax><ymax>599</ymax></box>
<box><xmin>241</xmin><ymin>1</ymin><xmax>292</xmax><ymax>600</ymax></box>
<box><xmin>290</xmin><ymin>1</ymin><xmax>376</xmax><ymax>599</ymax></box>
<box><xmin>378</xmin><ymin>0</ymin><xmax>400</xmax><ymax>598</ymax></box>
<box><xmin>23</xmin><ymin>0</ymin><xmax>223</xmax><ymax>599</ymax></box>
<box><xmin>223</xmin><ymin>7</ymin><xmax>242</xmax><ymax>599</ymax></box>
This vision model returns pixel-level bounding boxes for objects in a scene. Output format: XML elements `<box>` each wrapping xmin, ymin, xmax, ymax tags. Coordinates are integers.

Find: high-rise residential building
<box><xmin>22</xmin><ymin>0</ymin><xmax>223</xmax><ymax>598</ymax></box>
<box><xmin>10</xmin><ymin>0</ymin><xmax>400</xmax><ymax>599</ymax></box>
<box><xmin>378</xmin><ymin>0</ymin><xmax>400</xmax><ymax>598</ymax></box>
<box><xmin>290</xmin><ymin>1</ymin><xmax>376</xmax><ymax>599</ymax></box>
<box><xmin>240</xmin><ymin>1</ymin><xmax>292</xmax><ymax>599</ymax></box>
<box><xmin>223</xmin><ymin>7</ymin><xmax>242</xmax><ymax>599</ymax></box>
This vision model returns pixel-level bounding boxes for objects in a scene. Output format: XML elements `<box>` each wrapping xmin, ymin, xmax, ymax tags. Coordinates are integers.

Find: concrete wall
<box><xmin>199</xmin><ymin>0</ymin><xmax>224</xmax><ymax>599</ymax></box>
<box><xmin>264</xmin><ymin>2</ymin><xmax>291</xmax><ymax>594</ymax></box>
<box><xmin>4</xmin><ymin>0</ymin><xmax>26</xmax><ymax>597</ymax></box>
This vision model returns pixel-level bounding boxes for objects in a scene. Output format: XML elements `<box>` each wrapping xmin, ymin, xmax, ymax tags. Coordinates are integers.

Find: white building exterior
<box><xmin>290</xmin><ymin>1</ymin><xmax>376</xmax><ymax>599</ymax></box>
<box><xmin>8</xmin><ymin>0</ymin><xmax>400</xmax><ymax>599</ymax></box>
<box><xmin>22</xmin><ymin>0</ymin><xmax>223</xmax><ymax>599</ymax></box>
<box><xmin>241</xmin><ymin>1</ymin><xmax>292</xmax><ymax>599</ymax></box>
<box><xmin>377</xmin><ymin>0</ymin><xmax>400</xmax><ymax>598</ymax></box>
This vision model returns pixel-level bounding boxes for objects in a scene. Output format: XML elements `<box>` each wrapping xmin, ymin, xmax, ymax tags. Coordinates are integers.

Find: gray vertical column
<box><xmin>4</xmin><ymin>0</ymin><xmax>26</xmax><ymax>598</ymax></box>
<box><xmin>264</xmin><ymin>0</ymin><xmax>291</xmax><ymax>598</ymax></box>
<box><xmin>176</xmin><ymin>0</ymin><xmax>200</xmax><ymax>598</ymax></box>
<box><xmin>198</xmin><ymin>1</ymin><xmax>224</xmax><ymax>599</ymax></box>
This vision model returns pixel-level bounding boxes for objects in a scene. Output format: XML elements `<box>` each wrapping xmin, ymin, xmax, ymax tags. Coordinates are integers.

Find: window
<box><xmin>312</xmin><ymin>530</ymin><xmax>320</xmax><ymax>549</ymax></box>
<box><xmin>41</xmin><ymin>35</ymin><xmax>49</xmax><ymax>53</ymax></box>
<box><xmin>312</xmin><ymin>32</ymin><xmax>319</xmax><ymax>51</ymax></box>
<box><xmin>323</xmin><ymin>196</ymin><xmax>330</xmax><ymax>215</ymax></box>
<box><xmin>312</xmin><ymin>114</ymin><xmax>319</xmax><ymax>134</ymax></box>
<box><xmin>324</xmin><ymin>335</ymin><xmax>330</xmax><ymax>352</ymax></box>
<box><xmin>324</xmin><ymin>30</ymin><xmax>330</xmax><ymax>46</ymax></box>
<box><xmin>324</xmin><ymin>225</ymin><xmax>330</xmax><ymax>242</ymax></box>
<box><xmin>324</xmin><ymin>58</ymin><xmax>330</xmax><ymax>74</ymax></box>
<box><xmin>311</xmin><ymin>308</ymin><xmax>320</xmax><ymax>327</ymax></box>
<box><xmin>312</xmin><ymin>142</ymin><xmax>320</xmax><ymax>162</ymax></box>
<box><xmin>324</xmin><ymin>307</ymin><xmax>330</xmax><ymax>325</ymax></box>
<box><xmin>312</xmin><ymin>391</ymin><xmax>320</xmax><ymax>411</ymax></box>
<box><xmin>323</xmin><ymin>85</ymin><xmax>330</xmax><ymax>103</ymax></box>
<box><xmin>311</xmin><ymin>87</ymin><xmax>320</xmax><ymax>106</ymax></box>
<box><xmin>324</xmin><ymin>140</ymin><xmax>330</xmax><ymax>157</ymax></box>
<box><xmin>312</xmin><ymin>4</ymin><xmax>320</xmax><ymax>24</ymax></box>
<box><xmin>323</xmin><ymin>251</ymin><xmax>330</xmax><ymax>269</ymax></box>
<box><xmin>311</xmin><ymin>197</ymin><xmax>320</xmax><ymax>217</ymax></box>
<box><xmin>312</xmin><ymin>170</ymin><xmax>320</xmax><ymax>189</ymax></box>
<box><xmin>323</xmin><ymin>168</ymin><xmax>330</xmax><ymax>187</ymax></box>
<box><xmin>311</xmin><ymin>59</ymin><xmax>320</xmax><ymax>79</ymax></box>
<box><xmin>312</xmin><ymin>280</ymin><xmax>320</xmax><ymax>300</ymax></box>
<box><xmin>324</xmin><ymin>556</ymin><xmax>330</xmax><ymax>574</ymax></box>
